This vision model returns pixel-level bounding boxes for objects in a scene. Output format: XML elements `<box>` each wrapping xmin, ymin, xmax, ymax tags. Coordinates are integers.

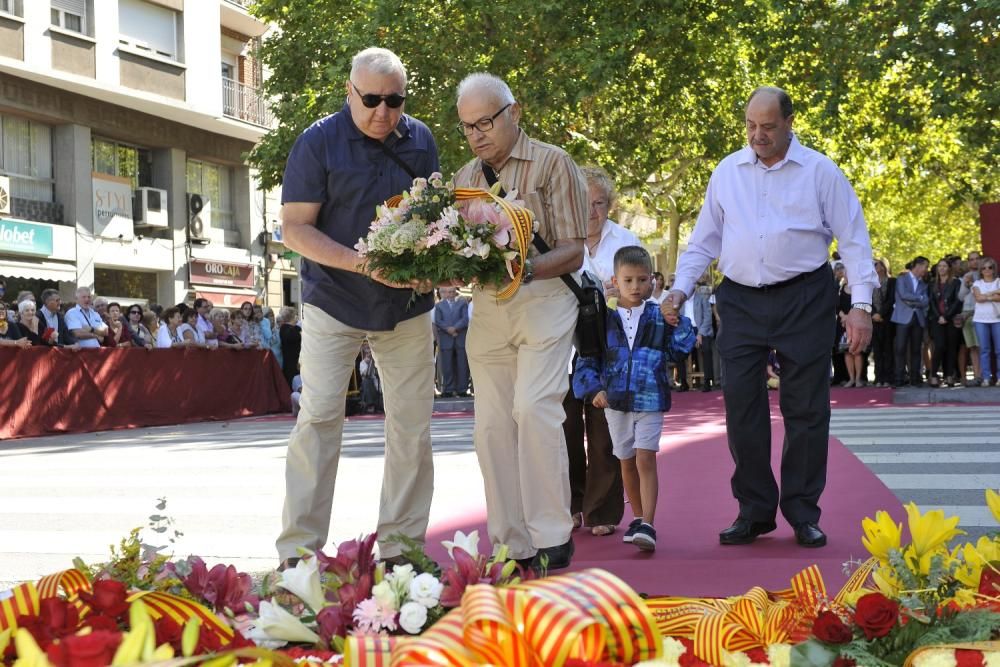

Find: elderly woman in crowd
<box><xmin>0</xmin><ymin>303</ymin><xmax>30</xmax><ymax>348</ymax></box>
<box><xmin>126</xmin><ymin>305</ymin><xmax>154</xmax><ymax>349</ymax></box>
<box><xmin>155</xmin><ymin>307</ymin><xmax>186</xmax><ymax>348</ymax></box>
<box><xmin>176</xmin><ymin>305</ymin><xmax>207</xmax><ymax>347</ymax></box>
<box><xmin>17</xmin><ymin>300</ymin><xmax>44</xmax><ymax>346</ymax></box>
<box><xmin>211</xmin><ymin>308</ymin><xmax>243</xmax><ymax>348</ymax></box>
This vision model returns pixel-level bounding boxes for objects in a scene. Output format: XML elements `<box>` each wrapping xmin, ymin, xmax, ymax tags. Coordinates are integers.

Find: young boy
<box><xmin>573</xmin><ymin>246</ymin><xmax>696</xmax><ymax>551</ymax></box>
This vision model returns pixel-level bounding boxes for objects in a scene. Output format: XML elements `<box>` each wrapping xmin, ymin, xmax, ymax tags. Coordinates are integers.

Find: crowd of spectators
<box><xmin>0</xmin><ymin>278</ymin><xmax>304</xmax><ymax>386</ymax></box>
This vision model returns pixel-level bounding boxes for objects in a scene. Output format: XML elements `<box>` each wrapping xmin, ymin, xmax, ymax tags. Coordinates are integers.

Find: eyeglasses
<box><xmin>351</xmin><ymin>81</ymin><xmax>405</xmax><ymax>109</ymax></box>
<box><xmin>456</xmin><ymin>104</ymin><xmax>512</xmax><ymax>136</ymax></box>
<box><xmin>129</xmin><ymin>310</ymin><xmax>142</xmax><ymax>315</ymax></box>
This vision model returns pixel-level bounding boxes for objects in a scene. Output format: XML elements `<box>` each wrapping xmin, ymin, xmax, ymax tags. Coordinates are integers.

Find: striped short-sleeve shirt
<box><xmin>453</xmin><ymin>129</ymin><xmax>588</xmax><ymax>248</ymax></box>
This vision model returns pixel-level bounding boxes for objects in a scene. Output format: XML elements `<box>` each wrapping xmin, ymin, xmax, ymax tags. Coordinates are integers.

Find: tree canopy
<box><xmin>247</xmin><ymin>0</ymin><xmax>998</xmax><ymax>273</ymax></box>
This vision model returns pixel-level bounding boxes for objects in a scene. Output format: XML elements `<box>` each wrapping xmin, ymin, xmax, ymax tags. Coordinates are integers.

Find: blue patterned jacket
<box><xmin>573</xmin><ymin>302</ymin><xmax>696</xmax><ymax>413</ymax></box>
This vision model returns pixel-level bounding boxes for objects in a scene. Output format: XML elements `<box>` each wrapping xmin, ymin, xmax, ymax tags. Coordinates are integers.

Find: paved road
<box><xmin>2</xmin><ymin>405</ymin><xmax>996</xmax><ymax>589</ymax></box>
<box><xmin>830</xmin><ymin>406</ymin><xmax>1000</xmax><ymax>543</ymax></box>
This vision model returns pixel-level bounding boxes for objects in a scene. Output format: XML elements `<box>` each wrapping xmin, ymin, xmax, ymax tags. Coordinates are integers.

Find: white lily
<box><xmin>441</xmin><ymin>530</ymin><xmax>480</xmax><ymax>559</ymax></box>
<box><xmin>257</xmin><ymin>599</ymin><xmax>321</xmax><ymax>643</ymax></box>
<box><xmin>276</xmin><ymin>557</ymin><xmax>326</xmax><ymax>612</ymax></box>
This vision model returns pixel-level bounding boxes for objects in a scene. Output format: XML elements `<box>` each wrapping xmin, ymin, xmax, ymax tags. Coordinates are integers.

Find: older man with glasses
<box><xmin>275</xmin><ymin>47</ymin><xmax>441</xmax><ymax>570</ymax></box>
<box><xmin>453</xmin><ymin>73</ymin><xmax>588</xmax><ymax>572</ymax></box>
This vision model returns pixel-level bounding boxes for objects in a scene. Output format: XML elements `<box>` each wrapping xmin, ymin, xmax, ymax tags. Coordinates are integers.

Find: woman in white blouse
<box><xmin>155</xmin><ymin>307</ymin><xmax>186</xmax><ymax>348</ymax></box>
<box><xmin>971</xmin><ymin>256</ymin><xmax>1000</xmax><ymax>386</ymax></box>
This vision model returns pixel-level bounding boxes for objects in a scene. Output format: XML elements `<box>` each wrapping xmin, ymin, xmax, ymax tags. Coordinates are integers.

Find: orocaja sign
<box><xmin>189</xmin><ymin>259</ymin><xmax>255</xmax><ymax>288</ymax></box>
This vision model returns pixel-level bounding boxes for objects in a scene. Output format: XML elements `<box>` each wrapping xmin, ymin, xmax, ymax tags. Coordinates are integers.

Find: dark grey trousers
<box><xmin>714</xmin><ymin>264</ymin><xmax>837</xmax><ymax>526</ymax></box>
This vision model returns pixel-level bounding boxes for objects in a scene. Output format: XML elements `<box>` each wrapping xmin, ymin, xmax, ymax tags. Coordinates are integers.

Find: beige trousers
<box><xmin>468</xmin><ymin>278</ymin><xmax>578</xmax><ymax>559</ymax></box>
<box><xmin>276</xmin><ymin>304</ymin><xmax>435</xmax><ymax>561</ymax></box>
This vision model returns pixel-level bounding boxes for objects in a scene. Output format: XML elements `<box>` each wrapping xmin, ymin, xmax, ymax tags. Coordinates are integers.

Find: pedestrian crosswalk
<box><xmin>830</xmin><ymin>406</ymin><xmax>1000</xmax><ymax>542</ymax></box>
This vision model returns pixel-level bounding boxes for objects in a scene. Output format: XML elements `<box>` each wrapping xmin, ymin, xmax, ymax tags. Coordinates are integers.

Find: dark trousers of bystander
<box><xmin>562</xmin><ymin>378</ymin><xmax>625</xmax><ymax>527</ymax></box>
<box><xmin>871</xmin><ymin>321</ymin><xmax>895</xmax><ymax>384</ymax></box>
<box><xmin>928</xmin><ymin>319</ymin><xmax>961</xmax><ymax>381</ymax></box>
<box><xmin>894</xmin><ymin>316</ymin><xmax>924</xmax><ymax>386</ymax></box>
<box><xmin>714</xmin><ymin>264</ymin><xmax>837</xmax><ymax>527</ymax></box>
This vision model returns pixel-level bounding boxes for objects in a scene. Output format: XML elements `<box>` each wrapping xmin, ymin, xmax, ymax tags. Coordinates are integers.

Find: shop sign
<box><xmin>189</xmin><ymin>259</ymin><xmax>255</xmax><ymax>288</ymax></box>
<box><xmin>0</xmin><ymin>218</ymin><xmax>54</xmax><ymax>256</ymax></box>
<box><xmin>92</xmin><ymin>173</ymin><xmax>134</xmax><ymax>240</ymax></box>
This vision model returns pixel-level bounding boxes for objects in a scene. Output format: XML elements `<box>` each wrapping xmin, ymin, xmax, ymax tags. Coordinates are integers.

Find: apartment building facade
<box><xmin>0</xmin><ymin>0</ymin><xmax>296</xmax><ymax>309</ymax></box>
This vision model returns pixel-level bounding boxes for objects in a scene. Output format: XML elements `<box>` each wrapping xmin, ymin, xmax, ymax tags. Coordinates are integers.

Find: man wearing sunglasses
<box><xmin>453</xmin><ymin>73</ymin><xmax>588</xmax><ymax>572</ymax></box>
<box><xmin>276</xmin><ymin>47</ymin><xmax>441</xmax><ymax>571</ymax></box>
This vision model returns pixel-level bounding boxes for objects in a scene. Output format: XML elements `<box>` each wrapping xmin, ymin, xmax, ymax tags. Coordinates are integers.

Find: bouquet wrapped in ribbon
<box><xmin>356</xmin><ymin>173</ymin><xmax>536</xmax><ymax>299</ymax></box>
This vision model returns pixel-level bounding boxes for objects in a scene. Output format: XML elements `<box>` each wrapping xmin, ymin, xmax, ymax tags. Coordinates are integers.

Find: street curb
<box><xmin>892</xmin><ymin>385</ymin><xmax>1000</xmax><ymax>405</ymax></box>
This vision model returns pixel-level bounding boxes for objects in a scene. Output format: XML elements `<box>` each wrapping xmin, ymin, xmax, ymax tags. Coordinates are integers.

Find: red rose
<box><xmin>79</xmin><ymin>580</ymin><xmax>129</xmax><ymax>620</ymax></box>
<box><xmin>81</xmin><ymin>613</ymin><xmax>119</xmax><ymax>633</ymax></box>
<box><xmin>45</xmin><ymin>630</ymin><xmax>122</xmax><ymax>667</ymax></box>
<box><xmin>153</xmin><ymin>616</ymin><xmax>183</xmax><ymax>651</ymax></box>
<box><xmin>813</xmin><ymin>610</ymin><xmax>853</xmax><ymax>644</ymax></box>
<box><xmin>833</xmin><ymin>658</ymin><xmax>856</xmax><ymax>667</ymax></box>
<box><xmin>979</xmin><ymin>564</ymin><xmax>1000</xmax><ymax>598</ymax></box>
<box><xmin>853</xmin><ymin>592</ymin><xmax>899</xmax><ymax>639</ymax></box>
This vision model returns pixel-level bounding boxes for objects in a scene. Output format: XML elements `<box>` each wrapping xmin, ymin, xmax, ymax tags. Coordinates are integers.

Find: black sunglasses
<box><xmin>351</xmin><ymin>81</ymin><xmax>405</xmax><ymax>109</ymax></box>
<box><xmin>129</xmin><ymin>310</ymin><xmax>142</xmax><ymax>315</ymax></box>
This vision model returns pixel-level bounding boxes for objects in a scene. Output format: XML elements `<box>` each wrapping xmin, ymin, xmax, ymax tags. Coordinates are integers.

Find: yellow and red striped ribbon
<box><xmin>36</xmin><ymin>569</ymin><xmax>90</xmax><ymax>600</ymax></box>
<box><xmin>126</xmin><ymin>590</ymin><xmax>235</xmax><ymax>640</ymax></box>
<box><xmin>0</xmin><ymin>583</ymin><xmax>40</xmax><ymax>633</ymax></box>
<box><xmin>344</xmin><ymin>568</ymin><xmax>659</xmax><ymax>667</ymax></box>
<box><xmin>645</xmin><ymin>563</ymin><xmax>875</xmax><ymax>665</ymax></box>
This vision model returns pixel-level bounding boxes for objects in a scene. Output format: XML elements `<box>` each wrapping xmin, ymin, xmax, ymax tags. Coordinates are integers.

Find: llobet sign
<box><xmin>189</xmin><ymin>259</ymin><xmax>255</xmax><ymax>288</ymax></box>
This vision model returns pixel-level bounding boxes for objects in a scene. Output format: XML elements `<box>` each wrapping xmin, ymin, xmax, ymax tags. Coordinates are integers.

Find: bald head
<box><xmin>745</xmin><ymin>86</ymin><xmax>794</xmax><ymax>167</ymax></box>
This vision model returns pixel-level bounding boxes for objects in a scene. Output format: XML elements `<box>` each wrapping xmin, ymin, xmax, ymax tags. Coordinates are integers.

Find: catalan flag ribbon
<box><xmin>645</xmin><ymin>564</ymin><xmax>874</xmax><ymax>665</ymax></box>
<box><xmin>0</xmin><ymin>583</ymin><xmax>40</xmax><ymax>633</ymax></box>
<box><xmin>343</xmin><ymin>568</ymin><xmax>660</xmax><ymax>667</ymax></box>
<box><xmin>126</xmin><ymin>590</ymin><xmax>235</xmax><ymax>641</ymax></box>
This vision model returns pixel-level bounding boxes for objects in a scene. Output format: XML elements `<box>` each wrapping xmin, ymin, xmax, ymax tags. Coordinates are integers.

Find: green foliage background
<box><xmin>247</xmin><ymin>0</ymin><xmax>999</xmax><ymax>273</ymax></box>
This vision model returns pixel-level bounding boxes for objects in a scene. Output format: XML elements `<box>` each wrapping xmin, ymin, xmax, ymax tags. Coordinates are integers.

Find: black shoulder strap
<box><xmin>371</xmin><ymin>136</ymin><xmax>417</xmax><ymax>180</ymax></box>
<box><xmin>480</xmin><ymin>162</ymin><xmax>585</xmax><ymax>299</ymax></box>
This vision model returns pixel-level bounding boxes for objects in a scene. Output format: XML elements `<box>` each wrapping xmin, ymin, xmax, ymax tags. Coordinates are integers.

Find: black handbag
<box><xmin>481</xmin><ymin>163</ymin><xmax>607</xmax><ymax>359</ymax></box>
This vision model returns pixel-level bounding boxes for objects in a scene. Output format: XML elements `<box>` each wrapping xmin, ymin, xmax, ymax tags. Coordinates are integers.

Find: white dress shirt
<box><xmin>588</xmin><ymin>219</ymin><xmax>641</xmax><ymax>284</ymax></box>
<box><xmin>617</xmin><ymin>304</ymin><xmax>643</xmax><ymax>350</ymax></box>
<box><xmin>674</xmin><ymin>134</ymin><xmax>878</xmax><ymax>305</ymax></box>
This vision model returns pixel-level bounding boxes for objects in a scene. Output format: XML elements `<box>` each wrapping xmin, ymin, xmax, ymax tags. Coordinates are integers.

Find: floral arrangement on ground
<box><xmin>0</xmin><ymin>491</ymin><xmax>997</xmax><ymax>666</ymax></box>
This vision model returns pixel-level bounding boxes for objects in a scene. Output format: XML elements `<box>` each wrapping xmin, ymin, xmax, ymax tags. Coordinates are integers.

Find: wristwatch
<box><xmin>852</xmin><ymin>303</ymin><xmax>873</xmax><ymax>313</ymax></box>
<box><xmin>521</xmin><ymin>259</ymin><xmax>535</xmax><ymax>285</ymax></box>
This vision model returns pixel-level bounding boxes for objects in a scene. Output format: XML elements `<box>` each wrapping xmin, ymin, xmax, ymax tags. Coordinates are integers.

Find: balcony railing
<box><xmin>222</xmin><ymin>0</ymin><xmax>250</xmax><ymax>8</ymax></box>
<box><xmin>222</xmin><ymin>77</ymin><xmax>273</xmax><ymax>127</ymax></box>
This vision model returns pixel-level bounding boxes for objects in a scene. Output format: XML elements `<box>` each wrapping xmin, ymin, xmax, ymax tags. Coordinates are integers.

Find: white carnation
<box><xmin>398</xmin><ymin>601</ymin><xmax>428</xmax><ymax>634</ymax></box>
<box><xmin>409</xmin><ymin>573</ymin><xmax>443</xmax><ymax>608</ymax></box>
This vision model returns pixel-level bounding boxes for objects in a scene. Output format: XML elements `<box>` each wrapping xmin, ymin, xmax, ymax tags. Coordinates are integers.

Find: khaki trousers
<box><xmin>468</xmin><ymin>278</ymin><xmax>578</xmax><ymax>559</ymax></box>
<box><xmin>276</xmin><ymin>304</ymin><xmax>435</xmax><ymax>560</ymax></box>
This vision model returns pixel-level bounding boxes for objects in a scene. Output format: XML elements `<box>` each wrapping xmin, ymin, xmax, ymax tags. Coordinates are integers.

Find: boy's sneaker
<box><xmin>632</xmin><ymin>523</ymin><xmax>657</xmax><ymax>551</ymax></box>
<box><xmin>622</xmin><ymin>518</ymin><xmax>643</xmax><ymax>543</ymax></box>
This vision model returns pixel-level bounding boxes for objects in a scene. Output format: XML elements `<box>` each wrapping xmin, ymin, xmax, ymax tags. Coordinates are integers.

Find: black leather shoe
<box><xmin>719</xmin><ymin>518</ymin><xmax>777</xmax><ymax>545</ymax></box>
<box><xmin>531</xmin><ymin>538</ymin><xmax>574</xmax><ymax>573</ymax></box>
<box><xmin>794</xmin><ymin>522</ymin><xmax>827</xmax><ymax>548</ymax></box>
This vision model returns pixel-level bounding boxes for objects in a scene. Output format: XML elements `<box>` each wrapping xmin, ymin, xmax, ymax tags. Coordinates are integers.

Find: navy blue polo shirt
<box><xmin>282</xmin><ymin>103</ymin><xmax>440</xmax><ymax>330</ymax></box>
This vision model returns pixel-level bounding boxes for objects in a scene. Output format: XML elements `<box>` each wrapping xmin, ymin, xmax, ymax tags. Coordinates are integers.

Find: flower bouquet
<box><xmin>356</xmin><ymin>173</ymin><xmax>536</xmax><ymax>299</ymax></box>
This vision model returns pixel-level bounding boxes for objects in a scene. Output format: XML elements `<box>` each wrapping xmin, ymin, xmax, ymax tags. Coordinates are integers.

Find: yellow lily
<box><xmin>12</xmin><ymin>628</ymin><xmax>53</xmax><ymax>667</ymax></box>
<box><xmin>862</xmin><ymin>510</ymin><xmax>903</xmax><ymax>562</ymax></box>
<box><xmin>987</xmin><ymin>489</ymin><xmax>1000</xmax><ymax>525</ymax></box>
<box><xmin>871</xmin><ymin>565</ymin><xmax>901</xmax><ymax>598</ymax></box>
<box><xmin>905</xmin><ymin>502</ymin><xmax>964</xmax><ymax>558</ymax></box>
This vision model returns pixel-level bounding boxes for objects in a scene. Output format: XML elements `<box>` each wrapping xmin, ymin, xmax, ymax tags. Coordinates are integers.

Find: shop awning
<box><xmin>0</xmin><ymin>258</ymin><xmax>77</xmax><ymax>282</ymax></box>
<box><xmin>193</xmin><ymin>287</ymin><xmax>259</xmax><ymax>308</ymax></box>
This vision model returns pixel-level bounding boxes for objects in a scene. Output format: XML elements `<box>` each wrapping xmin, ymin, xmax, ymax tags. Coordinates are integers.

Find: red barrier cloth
<box><xmin>0</xmin><ymin>347</ymin><xmax>291</xmax><ymax>440</ymax></box>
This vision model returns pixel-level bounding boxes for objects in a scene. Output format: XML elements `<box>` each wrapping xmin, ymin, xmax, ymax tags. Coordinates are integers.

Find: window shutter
<box><xmin>51</xmin><ymin>0</ymin><xmax>85</xmax><ymax>14</ymax></box>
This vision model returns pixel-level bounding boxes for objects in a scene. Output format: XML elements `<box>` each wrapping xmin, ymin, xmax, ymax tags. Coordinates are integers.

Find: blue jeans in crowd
<box><xmin>974</xmin><ymin>321</ymin><xmax>1000</xmax><ymax>382</ymax></box>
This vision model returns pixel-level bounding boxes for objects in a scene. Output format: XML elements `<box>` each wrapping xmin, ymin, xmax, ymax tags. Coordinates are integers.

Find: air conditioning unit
<box><xmin>187</xmin><ymin>193</ymin><xmax>211</xmax><ymax>245</ymax></box>
<box><xmin>0</xmin><ymin>175</ymin><xmax>10</xmax><ymax>215</ymax></box>
<box><xmin>133</xmin><ymin>187</ymin><xmax>168</xmax><ymax>228</ymax></box>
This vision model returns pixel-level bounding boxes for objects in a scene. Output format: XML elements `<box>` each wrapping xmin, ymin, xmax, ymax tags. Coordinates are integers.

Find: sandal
<box><xmin>591</xmin><ymin>524</ymin><xmax>616</xmax><ymax>537</ymax></box>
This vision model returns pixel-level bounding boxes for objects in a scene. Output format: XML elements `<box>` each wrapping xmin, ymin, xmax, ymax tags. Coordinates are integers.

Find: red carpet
<box><xmin>425</xmin><ymin>387</ymin><xmax>902</xmax><ymax>598</ymax></box>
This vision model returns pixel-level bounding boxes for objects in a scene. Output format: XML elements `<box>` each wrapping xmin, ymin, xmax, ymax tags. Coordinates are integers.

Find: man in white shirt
<box><xmin>194</xmin><ymin>298</ymin><xmax>218</xmax><ymax>348</ymax></box>
<box><xmin>64</xmin><ymin>286</ymin><xmax>107</xmax><ymax>348</ymax></box>
<box><xmin>665</xmin><ymin>86</ymin><xmax>877</xmax><ymax>549</ymax></box>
